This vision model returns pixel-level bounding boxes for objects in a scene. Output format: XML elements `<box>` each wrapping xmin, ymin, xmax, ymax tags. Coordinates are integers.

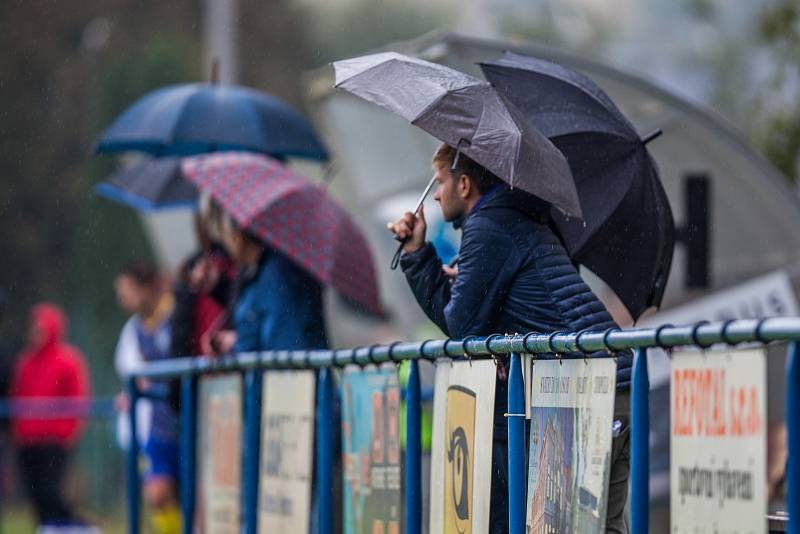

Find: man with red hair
<box><xmin>10</xmin><ymin>303</ymin><xmax>90</xmax><ymax>527</ymax></box>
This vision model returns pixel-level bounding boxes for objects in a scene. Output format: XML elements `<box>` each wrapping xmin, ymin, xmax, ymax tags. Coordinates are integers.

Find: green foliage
<box><xmin>756</xmin><ymin>0</ymin><xmax>800</xmax><ymax>181</ymax></box>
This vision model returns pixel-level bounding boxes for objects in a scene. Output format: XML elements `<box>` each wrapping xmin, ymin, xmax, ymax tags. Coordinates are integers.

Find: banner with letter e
<box><xmin>671</xmin><ymin>348</ymin><xmax>766</xmax><ymax>533</ymax></box>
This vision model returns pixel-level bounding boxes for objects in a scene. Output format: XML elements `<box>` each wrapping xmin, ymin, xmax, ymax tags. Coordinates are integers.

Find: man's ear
<box><xmin>458</xmin><ymin>173</ymin><xmax>472</xmax><ymax>199</ymax></box>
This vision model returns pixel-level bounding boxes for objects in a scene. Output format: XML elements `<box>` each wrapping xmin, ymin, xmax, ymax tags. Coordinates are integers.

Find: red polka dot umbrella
<box><xmin>182</xmin><ymin>151</ymin><xmax>384</xmax><ymax>317</ymax></box>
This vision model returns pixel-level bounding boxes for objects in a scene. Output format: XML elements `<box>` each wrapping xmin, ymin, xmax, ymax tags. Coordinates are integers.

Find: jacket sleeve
<box><xmin>400</xmin><ymin>242</ymin><xmax>452</xmax><ymax>335</ymax></box>
<box><xmin>443</xmin><ymin>223</ymin><xmax>516</xmax><ymax>339</ymax></box>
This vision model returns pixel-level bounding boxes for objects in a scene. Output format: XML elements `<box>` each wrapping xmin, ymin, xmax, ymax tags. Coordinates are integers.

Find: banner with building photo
<box><xmin>671</xmin><ymin>349</ymin><xmax>766</xmax><ymax>534</ymax></box>
<box><xmin>197</xmin><ymin>374</ymin><xmax>242</xmax><ymax>534</ymax></box>
<box><xmin>526</xmin><ymin>358</ymin><xmax>616</xmax><ymax>534</ymax></box>
<box><xmin>258</xmin><ymin>371</ymin><xmax>316</xmax><ymax>533</ymax></box>
<box><xmin>341</xmin><ymin>365</ymin><xmax>402</xmax><ymax>534</ymax></box>
<box><xmin>429</xmin><ymin>360</ymin><xmax>497</xmax><ymax>534</ymax></box>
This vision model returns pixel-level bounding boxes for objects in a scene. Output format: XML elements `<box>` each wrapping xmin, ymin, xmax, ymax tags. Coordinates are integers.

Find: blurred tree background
<box><xmin>0</xmin><ymin>0</ymin><xmax>313</xmax><ymax>525</ymax></box>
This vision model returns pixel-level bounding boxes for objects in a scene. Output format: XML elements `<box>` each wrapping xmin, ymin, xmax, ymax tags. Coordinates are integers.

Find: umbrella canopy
<box><xmin>181</xmin><ymin>152</ymin><xmax>384</xmax><ymax>317</ymax></box>
<box><xmin>481</xmin><ymin>51</ymin><xmax>675</xmax><ymax>319</ymax></box>
<box><xmin>333</xmin><ymin>52</ymin><xmax>581</xmax><ymax>218</ymax></box>
<box><xmin>97</xmin><ymin>83</ymin><xmax>329</xmax><ymax>161</ymax></box>
<box><xmin>96</xmin><ymin>157</ymin><xmax>197</xmax><ymax>212</ymax></box>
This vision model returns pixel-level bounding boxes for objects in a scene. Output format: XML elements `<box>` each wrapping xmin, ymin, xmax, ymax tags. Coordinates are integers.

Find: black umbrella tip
<box><xmin>642</xmin><ymin>129</ymin><xmax>663</xmax><ymax>145</ymax></box>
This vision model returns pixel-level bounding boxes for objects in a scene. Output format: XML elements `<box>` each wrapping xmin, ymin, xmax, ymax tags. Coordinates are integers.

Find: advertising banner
<box><xmin>526</xmin><ymin>359</ymin><xmax>617</xmax><ymax>534</ymax></box>
<box><xmin>429</xmin><ymin>360</ymin><xmax>497</xmax><ymax>534</ymax></box>
<box><xmin>341</xmin><ymin>365</ymin><xmax>402</xmax><ymax>534</ymax></box>
<box><xmin>258</xmin><ymin>370</ymin><xmax>316</xmax><ymax>533</ymax></box>
<box><xmin>670</xmin><ymin>349</ymin><xmax>766</xmax><ymax>534</ymax></box>
<box><xmin>198</xmin><ymin>374</ymin><xmax>242</xmax><ymax>534</ymax></box>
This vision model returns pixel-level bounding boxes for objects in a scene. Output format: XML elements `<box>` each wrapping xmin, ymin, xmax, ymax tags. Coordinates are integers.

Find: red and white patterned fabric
<box><xmin>182</xmin><ymin>151</ymin><xmax>384</xmax><ymax>316</ymax></box>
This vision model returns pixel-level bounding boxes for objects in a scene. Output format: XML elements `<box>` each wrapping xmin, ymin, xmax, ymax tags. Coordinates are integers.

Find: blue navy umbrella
<box><xmin>96</xmin><ymin>83</ymin><xmax>329</xmax><ymax>161</ymax></box>
<box><xmin>95</xmin><ymin>157</ymin><xmax>196</xmax><ymax>212</ymax></box>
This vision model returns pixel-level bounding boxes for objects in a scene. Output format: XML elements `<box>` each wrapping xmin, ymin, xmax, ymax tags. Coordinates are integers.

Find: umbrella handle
<box><xmin>390</xmin><ymin>240</ymin><xmax>405</xmax><ymax>270</ymax></box>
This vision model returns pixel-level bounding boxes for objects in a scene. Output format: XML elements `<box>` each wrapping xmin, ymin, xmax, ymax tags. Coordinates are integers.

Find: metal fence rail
<box><xmin>125</xmin><ymin>316</ymin><xmax>800</xmax><ymax>534</ymax></box>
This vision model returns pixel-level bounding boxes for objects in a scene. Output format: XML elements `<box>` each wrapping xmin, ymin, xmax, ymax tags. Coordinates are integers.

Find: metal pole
<box><xmin>405</xmin><ymin>360</ymin><xmax>422</xmax><ymax>534</ymax></box>
<box><xmin>631</xmin><ymin>349</ymin><xmax>650</xmax><ymax>534</ymax></box>
<box><xmin>788</xmin><ymin>342</ymin><xmax>799</xmax><ymax>534</ymax></box>
<box><xmin>316</xmin><ymin>368</ymin><xmax>334</xmax><ymax>534</ymax></box>
<box><xmin>180</xmin><ymin>376</ymin><xmax>198</xmax><ymax>534</ymax></box>
<box><xmin>508</xmin><ymin>353</ymin><xmax>526</xmax><ymax>534</ymax></box>
<box><xmin>126</xmin><ymin>378</ymin><xmax>141</xmax><ymax>534</ymax></box>
<box><xmin>242</xmin><ymin>370</ymin><xmax>263</xmax><ymax>534</ymax></box>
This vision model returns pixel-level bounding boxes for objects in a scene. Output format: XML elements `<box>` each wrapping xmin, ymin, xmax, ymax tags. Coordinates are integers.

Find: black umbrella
<box><xmin>481</xmin><ymin>52</ymin><xmax>674</xmax><ymax>320</ymax></box>
<box><xmin>95</xmin><ymin>157</ymin><xmax>197</xmax><ymax>212</ymax></box>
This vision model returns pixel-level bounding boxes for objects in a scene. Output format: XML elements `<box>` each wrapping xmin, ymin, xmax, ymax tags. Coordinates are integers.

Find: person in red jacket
<box><xmin>10</xmin><ymin>303</ymin><xmax>90</xmax><ymax>526</ymax></box>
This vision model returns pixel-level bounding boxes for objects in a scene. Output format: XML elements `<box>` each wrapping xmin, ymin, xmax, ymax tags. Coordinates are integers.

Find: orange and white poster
<box><xmin>671</xmin><ymin>348</ymin><xmax>767</xmax><ymax>534</ymax></box>
<box><xmin>429</xmin><ymin>360</ymin><xmax>496</xmax><ymax>534</ymax></box>
<box><xmin>198</xmin><ymin>374</ymin><xmax>242</xmax><ymax>534</ymax></box>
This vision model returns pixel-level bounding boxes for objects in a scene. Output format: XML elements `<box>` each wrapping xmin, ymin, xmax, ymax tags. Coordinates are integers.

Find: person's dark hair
<box><xmin>119</xmin><ymin>261</ymin><xmax>160</xmax><ymax>288</ymax></box>
<box><xmin>432</xmin><ymin>143</ymin><xmax>503</xmax><ymax>194</ymax></box>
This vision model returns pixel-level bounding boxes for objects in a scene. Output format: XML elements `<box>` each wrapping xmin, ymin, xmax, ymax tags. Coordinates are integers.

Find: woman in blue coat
<box><xmin>207</xmin><ymin>199</ymin><xmax>328</xmax><ymax>353</ymax></box>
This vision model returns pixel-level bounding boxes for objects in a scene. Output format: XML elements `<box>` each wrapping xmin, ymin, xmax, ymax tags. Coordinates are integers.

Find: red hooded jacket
<box><xmin>10</xmin><ymin>303</ymin><xmax>90</xmax><ymax>447</ymax></box>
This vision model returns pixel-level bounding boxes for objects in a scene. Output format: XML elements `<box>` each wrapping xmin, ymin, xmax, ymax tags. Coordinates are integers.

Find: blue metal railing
<box><xmin>124</xmin><ymin>316</ymin><xmax>800</xmax><ymax>534</ymax></box>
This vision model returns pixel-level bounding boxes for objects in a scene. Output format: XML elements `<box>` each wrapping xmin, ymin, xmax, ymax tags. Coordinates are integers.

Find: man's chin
<box><xmin>442</xmin><ymin>211</ymin><xmax>464</xmax><ymax>224</ymax></box>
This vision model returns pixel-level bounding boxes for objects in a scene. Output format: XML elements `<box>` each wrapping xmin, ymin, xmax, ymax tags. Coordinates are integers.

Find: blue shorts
<box><xmin>144</xmin><ymin>437</ymin><xmax>179</xmax><ymax>480</ymax></box>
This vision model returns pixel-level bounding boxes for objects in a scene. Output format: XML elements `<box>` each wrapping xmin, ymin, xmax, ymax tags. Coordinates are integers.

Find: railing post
<box><xmin>405</xmin><ymin>360</ymin><xmax>422</xmax><ymax>534</ymax></box>
<box><xmin>788</xmin><ymin>342</ymin><xmax>799</xmax><ymax>534</ymax></box>
<box><xmin>631</xmin><ymin>348</ymin><xmax>650</xmax><ymax>534</ymax></box>
<box><xmin>508</xmin><ymin>353</ymin><xmax>526</xmax><ymax>534</ymax></box>
<box><xmin>126</xmin><ymin>377</ymin><xmax>141</xmax><ymax>534</ymax></box>
<box><xmin>316</xmin><ymin>367</ymin><xmax>334</xmax><ymax>534</ymax></box>
<box><xmin>180</xmin><ymin>375</ymin><xmax>197</xmax><ymax>534</ymax></box>
<box><xmin>242</xmin><ymin>370</ymin><xmax>263</xmax><ymax>534</ymax></box>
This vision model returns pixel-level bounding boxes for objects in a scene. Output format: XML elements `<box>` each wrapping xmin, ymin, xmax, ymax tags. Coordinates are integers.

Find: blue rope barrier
<box><xmin>0</xmin><ymin>397</ymin><xmax>116</xmax><ymax>419</ymax></box>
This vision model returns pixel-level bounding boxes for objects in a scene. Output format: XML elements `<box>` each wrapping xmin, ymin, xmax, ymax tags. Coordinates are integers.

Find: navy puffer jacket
<box><xmin>401</xmin><ymin>188</ymin><xmax>631</xmax><ymax>391</ymax></box>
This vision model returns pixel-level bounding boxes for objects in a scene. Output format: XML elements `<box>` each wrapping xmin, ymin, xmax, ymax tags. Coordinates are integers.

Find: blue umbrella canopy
<box><xmin>96</xmin><ymin>83</ymin><xmax>329</xmax><ymax>161</ymax></box>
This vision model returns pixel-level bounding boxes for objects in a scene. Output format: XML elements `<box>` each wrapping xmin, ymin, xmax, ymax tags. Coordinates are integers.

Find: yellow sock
<box><xmin>152</xmin><ymin>504</ymin><xmax>182</xmax><ymax>534</ymax></box>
